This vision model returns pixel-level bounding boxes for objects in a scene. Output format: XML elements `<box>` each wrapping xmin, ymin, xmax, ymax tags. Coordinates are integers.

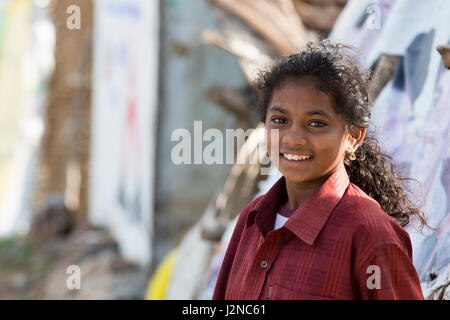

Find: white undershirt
<box><xmin>273</xmin><ymin>213</ymin><xmax>289</xmax><ymax>230</ymax></box>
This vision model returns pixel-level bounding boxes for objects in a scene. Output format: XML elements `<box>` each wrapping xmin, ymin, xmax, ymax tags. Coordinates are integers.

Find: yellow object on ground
<box><xmin>146</xmin><ymin>248</ymin><xmax>178</xmax><ymax>300</ymax></box>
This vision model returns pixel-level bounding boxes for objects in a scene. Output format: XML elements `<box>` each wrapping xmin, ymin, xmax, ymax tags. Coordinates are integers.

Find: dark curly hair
<box><xmin>254</xmin><ymin>41</ymin><xmax>432</xmax><ymax>232</ymax></box>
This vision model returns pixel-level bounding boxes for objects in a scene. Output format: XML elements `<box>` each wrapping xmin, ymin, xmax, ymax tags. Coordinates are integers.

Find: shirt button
<box><xmin>260</xmin><ymin>261</ymin><xmax>268</xmax><ymax>269</ymax></box>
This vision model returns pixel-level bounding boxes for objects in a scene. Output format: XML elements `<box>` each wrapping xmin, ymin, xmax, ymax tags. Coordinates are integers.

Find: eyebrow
<box><xmin>268</xmin><ymin>105</ymin><xmax>332</xmax><ymax>118</ymax></box>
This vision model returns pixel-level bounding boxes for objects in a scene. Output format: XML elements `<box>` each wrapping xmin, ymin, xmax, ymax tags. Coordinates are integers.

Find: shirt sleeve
<box><xmin>212</xmin><ymin>203</ymin><xmax>252</xmax><ymax>300</ymax></box>
<box><xmin>352</xmin><ymin>239</ymin><xmax>424</xmax><ymax>300</ymax></box>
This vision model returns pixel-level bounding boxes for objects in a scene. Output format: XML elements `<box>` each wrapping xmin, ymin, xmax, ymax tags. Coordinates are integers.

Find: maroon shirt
<box><xmin>213</xmin><ymin>163</ymin><xmax>424</xmax><ymax>300</ymax></box>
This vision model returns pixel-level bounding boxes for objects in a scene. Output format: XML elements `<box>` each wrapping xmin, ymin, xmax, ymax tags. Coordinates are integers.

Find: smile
<box><xmin>281</xmin><ymin>153</ymin><xmax>313</xmax><ymax>161</ymax></box>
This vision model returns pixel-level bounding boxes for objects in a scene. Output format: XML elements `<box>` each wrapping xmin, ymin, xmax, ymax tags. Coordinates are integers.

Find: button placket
<box><xmin>256</xmin><ymin>232</ymin><xmax>282</xmax><ymax>272</ymax></box>
<box><xmin>254</xmin><ymin>231</ymin><xmax>284</xmax><ymax>299</ymax></box>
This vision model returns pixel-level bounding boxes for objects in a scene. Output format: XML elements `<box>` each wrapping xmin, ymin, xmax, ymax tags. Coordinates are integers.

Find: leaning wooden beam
<box><xmin>221</xmin><ymin>124</ymin><xmax>267</xmax><ymax>220</ymax></box>
<box><xmin>293</xmin><ymin>0</ymin><xmax>342</xmax><ymax>33</ymax></box>
<box><xmin>205</xmin><ymin>3</ymin><xmax>283</xmax><ymax>83</ymax></box>
<box><xmin>201</xmin><ymin>29</ymin><xmax>272</xmax><ymax>64</ymax></box>
<box><xmin>369</xmin><ymin>54</ymin><xmax>400</xmax><ymax>101</ymax></box>
<box><xmin>205</xmin><ymin>85</ymin><xmax>251</xmax><ymax>122</ymax></box>
<box><xmin>201</xmin><ymin>124</ymin><xmax>267</xmax><ymax>242</ymax></box>
<box><xmin>201</xmin><ymin>28</ymin><xmax>273</xmax><ymax>82</ymax></box>
<box><xmin>209</xmin><ymin>0</ymin><xmax>307</xmax><ymax>54</ymax></box>
<box><xmin>300</xmin><ymin>0</ymin><xmax>348</xmax><ymax>6</ymax></box>
<box><xmin>437</xmin><ymin>45</ymin><xmax>450</xmax><ymax>69</ymax></box>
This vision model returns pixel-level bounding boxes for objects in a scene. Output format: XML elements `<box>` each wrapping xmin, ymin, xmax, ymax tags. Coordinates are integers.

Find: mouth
<box><xmin>280</xmin><ymin>153</ymin><xmax>313</xmax><ymax>162</ymax></box>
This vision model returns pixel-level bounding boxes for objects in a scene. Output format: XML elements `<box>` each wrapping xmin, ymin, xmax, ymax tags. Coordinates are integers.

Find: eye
<box><xmin>309</xmin><ymin>120</ymin><xmax>327</xmax><ymax>128</ymax></box>
<box><xmin>271</xmin><ymin>117</ymin><xmax>287</xmax><ymax>124</ymax></box>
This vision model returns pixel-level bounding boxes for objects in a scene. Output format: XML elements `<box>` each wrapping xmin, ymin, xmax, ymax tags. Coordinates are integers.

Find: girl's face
<box><xmin>265</xmin><ymin>76</ymin><xmax>362</xmax><ymax>184</ymax></box>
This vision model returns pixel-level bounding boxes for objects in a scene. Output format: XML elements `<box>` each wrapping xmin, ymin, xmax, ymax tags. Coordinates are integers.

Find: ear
<box><xmin>345</xmin><ymin>126</ymin><xmax>366</xmax><ymax>154</ymax></box>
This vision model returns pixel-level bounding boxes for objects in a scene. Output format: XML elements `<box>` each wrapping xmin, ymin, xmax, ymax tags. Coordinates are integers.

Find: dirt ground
<box><xmin>0</xmin><ymin>224</ymin><xmax>150</xmax><ymax>300</ymax></box>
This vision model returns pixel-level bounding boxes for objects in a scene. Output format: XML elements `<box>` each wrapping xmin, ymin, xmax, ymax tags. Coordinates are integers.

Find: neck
<box><xmin>283</xmin><ymin>163</ymin><xmax>341</xmax><ymax>211</ymax></box>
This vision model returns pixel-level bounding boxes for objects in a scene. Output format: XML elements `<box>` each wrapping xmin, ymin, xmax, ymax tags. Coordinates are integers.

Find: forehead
<box><xmin>269</xmin><ymin>76</ymin><xmax>338</xmax><ymax>116</ymax></box>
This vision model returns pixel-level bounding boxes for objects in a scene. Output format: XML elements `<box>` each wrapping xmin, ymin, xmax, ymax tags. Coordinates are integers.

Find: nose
<box><xmin>282</xmin><ymin>126</ymin><xmax>307</xmax><ymax>147</ymax></box>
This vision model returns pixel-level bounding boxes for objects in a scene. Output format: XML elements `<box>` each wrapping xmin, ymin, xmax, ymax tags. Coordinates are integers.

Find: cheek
<box><xmin>311</xmin><ymin>132</ymin><xmax>346</xmax><ymax>158</ymax></box>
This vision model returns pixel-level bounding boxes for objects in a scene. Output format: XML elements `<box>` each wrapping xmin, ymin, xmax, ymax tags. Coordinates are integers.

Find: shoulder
<box><xmin>336</xmin><ymin>183</ymin><xmax>413</xmax><ymax>256</ymax></box>
<box><xmin>235</xmin><ymin>194</ymin><xmax>265</xmax><ymax>223</ymax></box>
<box><xmin>231</xmin><ymin>194</ymin><xmax>266</xmax><ymax>230</ymax></box>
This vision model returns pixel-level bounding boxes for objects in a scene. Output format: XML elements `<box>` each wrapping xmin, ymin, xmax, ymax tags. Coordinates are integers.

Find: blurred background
<box><xmin>0</xmin><ymin>0</ymin><xmax>449</xmax><ymax>300</ymax></box>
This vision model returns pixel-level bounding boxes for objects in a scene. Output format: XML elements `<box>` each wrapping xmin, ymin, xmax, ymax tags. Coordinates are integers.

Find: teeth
<box><xmin>283</xmin><ymin>154</ymin><xmax>312</xmax><ymax>161</ymax></box>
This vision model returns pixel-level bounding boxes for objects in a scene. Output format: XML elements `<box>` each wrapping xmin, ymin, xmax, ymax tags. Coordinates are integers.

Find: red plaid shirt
<box><xmin>213</xmin><ymin>163</ymin><xmax>424</xmax><ymax>300</ymax></box>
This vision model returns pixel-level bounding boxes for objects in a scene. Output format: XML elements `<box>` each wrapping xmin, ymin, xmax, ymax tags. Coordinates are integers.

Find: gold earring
<box><xmin>349</xmin><ymin>152</ymin><xmax>356</xmax><ymax>161</ymax></box>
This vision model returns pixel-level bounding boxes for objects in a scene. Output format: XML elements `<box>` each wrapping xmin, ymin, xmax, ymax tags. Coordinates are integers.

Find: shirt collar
<box><xmin>247</xmin><ymin>163</ymin><xmax>350</xmax><ymax>245</ymax></box>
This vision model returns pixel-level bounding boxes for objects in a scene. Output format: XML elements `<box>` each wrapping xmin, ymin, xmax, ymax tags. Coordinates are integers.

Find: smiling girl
<box><xmin>213</xmin><ymin>42</ymin><xmax>428</xmax><ymax>300</ymax></box>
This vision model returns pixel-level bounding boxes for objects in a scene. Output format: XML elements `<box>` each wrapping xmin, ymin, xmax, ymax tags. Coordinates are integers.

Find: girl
<box><xmin>213</xmin><ymin>42</ymin><xmax>428</xmax><ymax>300</ymax></box>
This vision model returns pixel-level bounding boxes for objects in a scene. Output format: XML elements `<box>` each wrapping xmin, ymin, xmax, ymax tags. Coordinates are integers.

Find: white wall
<box><xmin>90</xmin><ymin>0</ymin><xmax>160</xmax><ymax>267</ymax></box>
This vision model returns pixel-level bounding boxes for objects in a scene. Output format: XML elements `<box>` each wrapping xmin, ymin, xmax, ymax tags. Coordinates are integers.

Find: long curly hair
<box><xmin>254</xmin><ymin>41</ymin><xmax>432</xmax><ymax>231</ymax></box>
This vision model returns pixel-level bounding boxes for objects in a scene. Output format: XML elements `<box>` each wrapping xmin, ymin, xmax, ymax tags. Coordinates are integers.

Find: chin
<box><xmin>280</xmin><ymin>171</ymin><xmax>315</xmax><ymax>183</ymax></box>
<box><xmin>284</xmin><ymin>175</ymin><xmax>314</xmax><ymax>183</ymax></box>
